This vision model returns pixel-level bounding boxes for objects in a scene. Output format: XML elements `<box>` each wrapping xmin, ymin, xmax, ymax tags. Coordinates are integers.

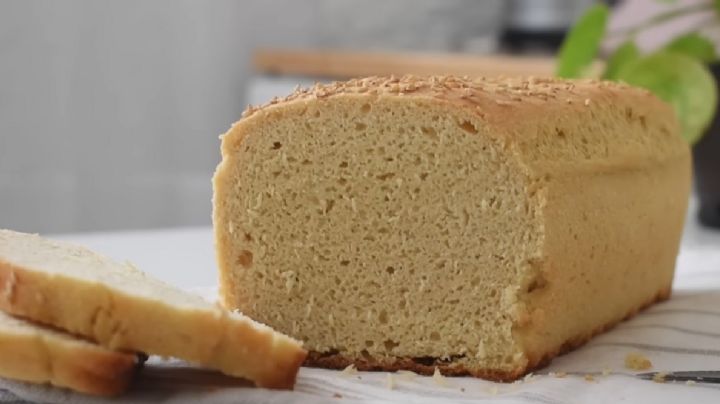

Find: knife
<box><xmin>637</xmin><ymin>371</ymin><xmax>720</xmax><ymax>384</ymax></box>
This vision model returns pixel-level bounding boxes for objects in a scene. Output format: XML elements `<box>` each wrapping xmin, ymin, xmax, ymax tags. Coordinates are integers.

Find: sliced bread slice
<box><xmin>0</xmin><ymin>229</ymin><xmax>307</xmax><ymax>389</ymax></box>
<box><xmin>0</xmin><ymin>310</ymin><xmax>137</xmax><ymax>396</ymax></box>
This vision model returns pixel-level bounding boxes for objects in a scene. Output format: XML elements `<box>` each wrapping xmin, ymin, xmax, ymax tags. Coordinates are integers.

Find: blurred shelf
<box><xmin>253</xmin><ymin>48</ymin><xmax>558</xmax><ymax>79</ymax></box>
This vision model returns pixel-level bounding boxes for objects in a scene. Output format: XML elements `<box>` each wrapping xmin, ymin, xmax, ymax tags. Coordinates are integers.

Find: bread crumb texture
<box><xmin>341</xmin><ymin>364</ymin><xmax>357</xmax><ymax>376</ymax></box>
<box><xmin>432</xmin><ymin>367</ymin><xmax>447</xmax><ymax>386</ymax></box>
<box><xmin>385</xmin><ymin>373</ymin><xmax>395</xmax><ymax>390</ymax></box>
<box><xmin>625</xmin><ymin>352</ymin><xmax>653</xmax><ymax>370</ymax></box>
<box><xmin>652</xmin><ymin>372</ymin><xmax>668</xmax><ymax>383</ymax></box>
<box><xmin>213</xmin><ymin>75</ymin><xmax>691</xmax><ymax>380</ymax></box>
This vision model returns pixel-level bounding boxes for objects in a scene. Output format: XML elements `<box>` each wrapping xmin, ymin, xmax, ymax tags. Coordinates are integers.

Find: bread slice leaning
<box><xmin>0</xmin><ymin>311</ymin><xmax>137</xmax><ymax>396</ymax></box>
<box><xmin>0</xmin><ymin>229</ymin><xmax>307</xmax><ymax>389</ymax></box>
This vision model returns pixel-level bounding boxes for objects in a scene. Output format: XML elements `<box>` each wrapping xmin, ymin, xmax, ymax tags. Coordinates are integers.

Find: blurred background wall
<box><xmin>1</xmin><ymin>0</ymin><xmax>698</xmax><ymax>234</ymax></box>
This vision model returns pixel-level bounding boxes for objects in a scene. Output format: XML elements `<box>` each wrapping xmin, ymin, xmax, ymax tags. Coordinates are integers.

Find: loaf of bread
<box><xmin>0</xmin><ymin>229</ymin><xmax>307</xmax><ymax>389</ymax></box>
<box><xmin>213</xmin><ymin>76</ymin><xmax>690</xmax><ymax>380</ymax></box>
<box><xmin>0</xmin><ymin>311</ymin><xmax>137</xmax><ymax>396</ymax></box>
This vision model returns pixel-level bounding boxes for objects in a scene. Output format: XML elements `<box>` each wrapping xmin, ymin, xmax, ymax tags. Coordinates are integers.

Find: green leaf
<box><xmin>663</xmin><ymin>33</ymin><xmax>717</xmax><ymax>63</ymax></box>
<box><xmin>602</xmin><ymin>41</ymin><xmax>640</xmax><ymax>80</ymax></box>
<box><xmin>556</xmin><ymin>4</ymin><xmax>609</xmax><ymax>78</ymax></box>
<box><xmin>617</xmin><ymin>52</ymin><xmax>717</xmax><ymax>144</ymax></box>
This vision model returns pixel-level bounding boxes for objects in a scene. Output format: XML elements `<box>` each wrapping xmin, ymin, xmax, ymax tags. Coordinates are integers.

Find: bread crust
<box><xmin>0</xmin><ymin>231</ymin><xmax>307</xmax><ymax>390</ymax></box>
<box><xmin>215</xmin><ymin>75</ymin><xmax>689</xmax><ymax>382</ymax></box>
<box><xmin>304</xmin><ymin>285</ymin><xmax>671</xmax><ymax>380</ymax></box>
<box><xmin>0</xmin><ymin>312</ymin><xmax>138</xmax><ymax>396</ymax></box>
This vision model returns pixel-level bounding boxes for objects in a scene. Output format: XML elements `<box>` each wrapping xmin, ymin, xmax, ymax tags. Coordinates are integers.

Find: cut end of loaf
<box><xmin>214</xmin><ymin>88</ymin><xmax>545</xmax><ymax>375</ymax></box>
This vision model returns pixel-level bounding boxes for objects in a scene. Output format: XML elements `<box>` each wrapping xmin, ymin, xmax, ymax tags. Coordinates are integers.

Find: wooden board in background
<box><xmin>253</xmin><ymin>49</ymin><xmax>558</xmax><ymax>79</ymax></box>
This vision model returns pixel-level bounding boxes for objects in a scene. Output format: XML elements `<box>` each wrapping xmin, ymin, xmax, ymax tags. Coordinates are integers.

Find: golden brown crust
<box><xmin>240</xmin><ymin>75</ymin><xmax>641</xmax><ymax>120</ymax></box>
<box><xmin>304</xmin><ymin>286</ymin><xmax>671</xmax><ymax>381</ymax></box>
<box><xmin>0</xmin><ymin>312</ymin><xmax>138</xmax><ymax>396</ymax></box>
<box><xmin>226</xmin><ymin>75</ymin><xmax>685</xmax><ymax>183</ymax></box>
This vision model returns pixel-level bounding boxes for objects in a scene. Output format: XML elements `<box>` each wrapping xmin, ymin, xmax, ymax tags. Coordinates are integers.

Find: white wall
<box><xmin>0</xmin><ymin>0</ymin><xmax>325</xmax><ymax>233</ymax></box>
<box><xmin>0</xmin><ymin>0</ymin><xmax>525</xmax><ymax>233</ymax></box>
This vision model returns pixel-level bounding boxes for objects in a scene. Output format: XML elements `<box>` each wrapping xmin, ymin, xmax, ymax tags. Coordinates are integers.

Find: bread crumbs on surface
<box><xmin>396</xmin><ymin>370</ymin><xmax>417</xmax><ymax>381</ymax></box>
<box><xmin>652</xmin><ymin>372</ymin><xmax>668</xmax><ymax>383</ymax></box>
<box><xmin>432</xmin><ymin>367</ymin><xmax>448</xmax><ymax>386</ymax></box>
<box><xmin>487</xmin><ymin>386</ymin><xmax>499</xmax><ymax>395</ymax></box>
<box><xmin>460</xmin><ymin>387</ymin><xmax>466</xmax><ymax>392</ymax></box>
<box><xmin>523</xmin><ymin>372</ymin><xmax>535</xmax><ymax>382</ymax></box>
<box><xmin>333</xmin><ymin>393</ymin><xmax>342</xmax><ymax>398</ymax></box>
<box><xmin>584</xmin><ymin>374</ymin><xmax>595</xmax><ymax>382</ymax></box>
<box><xmin>550</xmin><ymin>371</ymin><xmax>567</xmax><ymax>378</ymax></box>
<box><xmin>686</xmin><ymin>380</ymin><xmax>696</xmax><ymax>386</ymax></box>
<box><xmin>625</xmin><ymin>352</ymin><xmax>653</xmax><ymax>370</ymax></box>
<box><xmin>341</xmin><ymin>364</ymin><xmax>357</xmax><ymax>375</ymax></box>
<box><xmin>385</xmin><ymin>373</ymin><xmax>395</xmax><ymax>390</ymax></box>
<box><xmin>602</xmin><ymin>368</ymin><xmax>611</xmax><ymax>376</ymax></box>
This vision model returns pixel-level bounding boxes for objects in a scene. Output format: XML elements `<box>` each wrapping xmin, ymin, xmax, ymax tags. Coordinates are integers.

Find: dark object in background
<box><xmin>694</xmin><ymin>64</ymin><xmax>720</xmax><ymax>229</ymax></box>
<box><xmin>502</xmin><ymin>0</ymin><xmax>598</xmax><ymax>52</ymax></box>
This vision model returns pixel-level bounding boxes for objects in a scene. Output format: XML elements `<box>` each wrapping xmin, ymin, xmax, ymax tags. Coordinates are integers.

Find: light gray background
<box><xmin>1</xmin><ymin>0</ymin><xmax>662</xmax><ymax>234</ymax></box>
<box><xmin>0</xmin><ymin>0</ymin><xmax>512</xmax><ymax>233</ymax></box>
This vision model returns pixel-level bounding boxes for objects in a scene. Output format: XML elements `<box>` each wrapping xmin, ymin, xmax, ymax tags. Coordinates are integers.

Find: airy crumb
<box><xmin>584</xmin><ymin>374</ymin><xmax>595</xmax><ymax>382</ymax></box>
<box><xmin>625</xmin><ymin>352</ymin><xmax>653</xmax><ymax>370</ymax></box>
<box><xmin>385</xmin><ymin>373</ymin><xmax>395</xmax><ymax>390</ymax></box>
<box><xmin>686</xmin><ymin>380</ymin><xmax>696</xmax><ymax>386</ymax></box>
<box><xmin>584</xmin><ymin>98</ymin><xmax>591</xmax><ymax>106</ymax></box>
<box><xmin>432</xmin><ymin>367</ymin><xmax>448</xmax><ymax>386</ymax></box>
<box><xmin>652</xmin><ymin>372</ymin><xmax>668</xmax><ymax>384</ymax></box>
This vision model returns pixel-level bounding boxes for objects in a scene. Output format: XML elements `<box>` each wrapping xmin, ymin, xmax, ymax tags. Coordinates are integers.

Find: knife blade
<box><xmin>637</xmin><ymin>371</ymin><xmax>720</xmax><ymax>384</ymax></box>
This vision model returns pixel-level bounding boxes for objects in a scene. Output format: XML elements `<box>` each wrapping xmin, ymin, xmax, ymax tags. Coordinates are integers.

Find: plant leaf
<box><xmin>602</xmin><ymin>41</ymin><xmax>640</xmax><ymax>80</ymax></box>
<box><xmin>663</xmin><ymin>33</ymin><xmax>717</xmax><ymax>63</ymax></box>
<box><xmin>617</xmin><ymin>52</ymin><xmax>717</xmax><ymax>144</ymax></box>
<box><xmin>556</xmin><ymin>4</ymin><xmax>609</xmax><ymax>78</ymax></box>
